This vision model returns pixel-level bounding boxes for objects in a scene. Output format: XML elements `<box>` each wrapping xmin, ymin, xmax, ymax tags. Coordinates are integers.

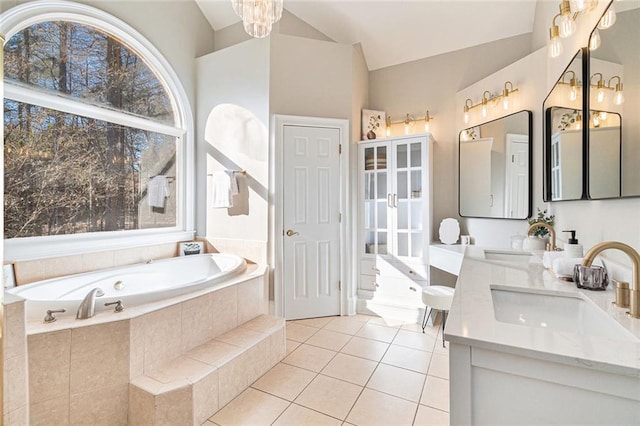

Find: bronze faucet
<box><xmin>527</xmin><ymin>222</ymin><xmax>556</xmax><ymax>251</ymax></box>
<box><xmin>582</xmin><ymin>241</ymin><xmax>640</xmax><ymax>319</ymax></box>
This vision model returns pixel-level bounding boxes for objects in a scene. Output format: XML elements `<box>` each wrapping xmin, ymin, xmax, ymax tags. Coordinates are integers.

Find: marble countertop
<box><xmin>444</xmin><ymin>245</ymin><xmax>640</xmax><ymax>375</ymax></box>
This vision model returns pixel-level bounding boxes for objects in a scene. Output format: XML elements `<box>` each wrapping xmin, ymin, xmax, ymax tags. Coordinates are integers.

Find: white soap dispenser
<box><xmin>563</xmin><ymin>230</ymin><xmax>583</xmax><ymax>258</ymax></box>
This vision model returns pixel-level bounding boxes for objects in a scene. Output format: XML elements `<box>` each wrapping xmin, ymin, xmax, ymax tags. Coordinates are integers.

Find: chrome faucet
<box><xmin>582</xmin><ymin>241</ymin><xmax>640</xmax><ymax>319</ymax></box>
<box><xmin>76</xmin><ymin>288</ymin><xmax>105</xmax><ymax>319</ymax></box>
<box><xmin>527</xmin><ymin>222</ymin><xmax>556</xmax><ymax>251</ymax></box>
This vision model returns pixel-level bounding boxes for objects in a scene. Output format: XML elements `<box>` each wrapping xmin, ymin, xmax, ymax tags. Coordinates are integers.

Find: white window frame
<box><xmin>1</xmin><ymin>0</ymin><xmax>195</xmax><ymax>261</ymax></box>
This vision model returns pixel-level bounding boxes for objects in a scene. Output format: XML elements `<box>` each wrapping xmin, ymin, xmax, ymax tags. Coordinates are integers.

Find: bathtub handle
<box><xmin>44</xmin><ymin>309</ymin><xmax>66</xmax><ymax>323</ymax></box>
<box><xmin>105</xmin><ymin>300</ymin><xmax>124</xmax><ymax>313</ymax></box>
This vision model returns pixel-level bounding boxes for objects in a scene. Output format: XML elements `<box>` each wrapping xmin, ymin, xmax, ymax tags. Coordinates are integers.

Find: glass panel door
<box><xmin>363</xmin><ymin>144</ymin><xmax>389</xmax><ymax>255</ymax></box>
<box><xmin>393</xmin><ymin>140</ymin><xmax>423</xmax><ymax>258</ymax></box>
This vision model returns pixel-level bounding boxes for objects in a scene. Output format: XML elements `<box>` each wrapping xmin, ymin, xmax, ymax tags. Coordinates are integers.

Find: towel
<box><xmin>226</xmin><ymin>170</ymin><xmax>239</xmax><ymax>196</ymax></box>
<box><xmin>148</xmin><ymin>176</ymin><xmax>170</xmax><ymax>208</ymax></box>
<box><xmin>211</xmin><ymin>171</ymin><xmax>233</xmax><ymax>208</ymax></box>
<box><xmin>542</xmin><ymin>251</ymin><xmax>564</xmax><ymax>269</ymax></box>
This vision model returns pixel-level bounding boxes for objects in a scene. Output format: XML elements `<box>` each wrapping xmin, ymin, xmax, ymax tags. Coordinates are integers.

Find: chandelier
<box><xmin>232</xmin><ymin>0</ymin><xmax>284</xmax><ymax>38</ymax></box>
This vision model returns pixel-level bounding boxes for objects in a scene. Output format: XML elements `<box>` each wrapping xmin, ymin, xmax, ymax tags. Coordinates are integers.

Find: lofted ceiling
<box><xmin>194</xmin><ymin>0</ymin><xmax>538</xmax><ymax>70</ymax></box>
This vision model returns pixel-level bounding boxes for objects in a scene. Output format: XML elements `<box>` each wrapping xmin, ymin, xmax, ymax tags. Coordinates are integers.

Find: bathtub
<box><xmin>9</xmin><ymin>253</ymin><xmax>247</xmax><ymax>321</ymax></box>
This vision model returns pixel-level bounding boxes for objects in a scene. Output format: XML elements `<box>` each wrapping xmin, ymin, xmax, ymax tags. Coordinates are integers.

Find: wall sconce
<box><xmin>462</xmin><ymin>82</ymin><xmax>520</xmax><ymax>122</ymax></box>
<box><xmin>575</xmin><ymin>110</ymin><xmax>582</xmax><ymax>130</ymax></box>
<box><xmin>549</xmin><ymin>14</ymin><xmax>564</xmax><ymax>58</ymax></box>
<box><xmin>386</xmin><ymin>111</ymin><xmax>434</xmax><ymax>136</ymax></box>
<box><xmin>404</xmin><ymin>113</ymin><xmax>415</xmax><ymax>135</ymax></box>
<box><xmin>561</xmin><ymin>70</ymin><xmax>579</xmax><ymax>101</ymax></box>
<box><xmin>463</xmin><ymin>99</ymin><xmax>472</xmax><ymax>124</ymax></box>
<box><xmin>549</xmin><ymin>0</ymin><xmax>598</xmax><ymax>59</ymax></box>
<box><xmin>608</xmin><ymin>75</ymin><xmax>624</xmax><ymax>105</ymax></box>
<box><xmin>558</xmin><ymin>0</ymin><xmax>576</xmax><ymax>38</ymax></box>
<box><xmin>591</xmin><ymin>72</ymin><xmax>605</xmax><ymax>103</ymax></box>
<box><xmin>385</xmin><ymin>115</ymin><xmax>392</xmax><ymax>137</ymax></box>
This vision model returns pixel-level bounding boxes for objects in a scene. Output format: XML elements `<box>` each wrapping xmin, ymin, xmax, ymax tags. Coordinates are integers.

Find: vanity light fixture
<box><xmin>561</xmin><ymin>70</ymin><xmax>579</xmax><ymax>102</ymax></box>
<box><xmin>424</xmin><ymin>111</ymin><xmax>432</xmax><ymax>132</ymax></box>
<box><xmin>609</xmin><ymin>75</ymin><xmax>624</xmax><ymax>105</ymax></box>
<box><xmin>549</xmin><ymin>16</ymin><xmax>564</xmax><ymax>58</ymax></box>
<box><xmin>232</xmin><ymin>0</ymin><xmax>283</xmax><ymax>38</ymax></box>
<box><xmin>591</xmin><ymin>73</ymin><xmax>605</xmax><ymax>103</ymax></box>
<box><xmin>387</xmin><ymin>111</ymin><xmax>433</xmax><ymax>136</ymax></box>
<box><xmin>558</xmin><ymin>0</ymin><xmax>576</xmax><ymax>38</ymax></box>
<box><xmin>549</xmin><ymin>0</ymin><xmax>598</xmax><ymax>58</ymax></box>
<box><xmin>404</xmin><ymin>113</ymin><xmax>415</xmax><ymax>135</ymax></box>
<box><xmin>463</xmin><ymin>99</ymin><xmax>472</xmax><ymax>124</ymax></box>
<box><xmin>598</xmin><ymin>7</ymin><xmax>616</xmax><ymax>30</ymax></box>
<box><xmin>502</xmin><ymin>81</ymin><xmax>514</xmax><ymax>110</ymax></box>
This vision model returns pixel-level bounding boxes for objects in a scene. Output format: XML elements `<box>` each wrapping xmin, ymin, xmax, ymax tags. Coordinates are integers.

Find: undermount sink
<box><xmin>490</xmin><ymin>285</ymin><xmax>637</xmax><ymax>341</ymax></box>
<box><xmin>484</xmin><ymin>249</ymin><xmax>535</xmax><ymax>263</ymax></box>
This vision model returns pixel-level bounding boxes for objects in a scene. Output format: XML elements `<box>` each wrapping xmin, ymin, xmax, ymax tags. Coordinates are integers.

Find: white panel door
<box><xmin>505</xmin><ymin>135</ymin><xmax>529</xmax><ymax>218</ymax></box>
<box><xmin>283</xmin><ymin>125</ymin><xmax>341</xmax><ymax>320</ymax></box>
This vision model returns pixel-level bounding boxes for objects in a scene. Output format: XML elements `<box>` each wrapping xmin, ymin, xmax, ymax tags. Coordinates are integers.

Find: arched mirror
<box><xmin>459</xmin><ymin>110</ymin><xmax>532</xmax><ymax>219</ymax></box>
<box><xmin>588</xmin><ymin>0</ymin><xmax>640</xmax><ymax>198</ymax></box>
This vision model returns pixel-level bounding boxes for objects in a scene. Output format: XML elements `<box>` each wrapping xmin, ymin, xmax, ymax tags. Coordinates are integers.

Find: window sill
<box><xmin>4</xmin><ymin>229</ymin><xmax>196</xmax><ymax>263</ymax></box>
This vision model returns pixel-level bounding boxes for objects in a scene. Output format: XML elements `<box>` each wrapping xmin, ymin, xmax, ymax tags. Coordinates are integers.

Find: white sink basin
<box><xmin>490</xmin><ymin>286</ymin><xmax>637</xmax><ymax>342</ymax></box>
<box><xmin>484</xmin><ymin>249</ymin><xmax>534</xmax><ymax>263</ymax></box>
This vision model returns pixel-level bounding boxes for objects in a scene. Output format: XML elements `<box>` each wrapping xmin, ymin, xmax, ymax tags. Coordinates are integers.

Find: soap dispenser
<box><xmin>563</xmin><ymin>230</ymin><xmax>583</xmax><ymax>258</ymax></box>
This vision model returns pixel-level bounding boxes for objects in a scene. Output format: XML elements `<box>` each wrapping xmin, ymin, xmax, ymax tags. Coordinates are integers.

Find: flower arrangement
<box><xmin>528</xmin><ymin>208</ymin><xmax>555</xmax><ymax>237</ymax></box>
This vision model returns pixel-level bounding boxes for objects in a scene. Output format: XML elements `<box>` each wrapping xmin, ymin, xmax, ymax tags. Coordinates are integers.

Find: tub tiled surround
<box><xmin>12</xmin><ymin>242</ymin><xmax>180</xmax><ymax>285</ymax></box>
<box><xmin>19</xmin><ymin>268</ymin><xmax>275</xmax><ymax>425</ymax></box>
<box><xmin>3</xmin><ymin>295</ymin><xmax>28</xmax><ymax>425</ymax></box>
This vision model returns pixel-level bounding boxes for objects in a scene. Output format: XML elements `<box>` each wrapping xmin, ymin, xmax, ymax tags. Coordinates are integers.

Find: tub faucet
<box><xmin>76</xmin><ymin>288</ymin><xmax>105</xmax><ymax>319</ymax></box>
<box><xmin>527</xmin><ymin>222</ymin><xmax>556</xmax><ymax>251</ymax></box>
<box><xmin>582</xmin><ymin>241</ymin><xmax>640</xmax><ymax>319</ymax></box>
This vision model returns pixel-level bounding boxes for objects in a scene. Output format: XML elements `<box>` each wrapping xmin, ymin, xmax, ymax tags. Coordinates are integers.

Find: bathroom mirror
<box><xmin>544</xmin><ymin>50</ymin><xmax>585</xmax><ymax>201</ymax></box>
<box><xmin>459</xmin><ymin>110</ymin><xmax>532</xmax><ymax>219</ymax></box>
<box><xmin>588</xmin><ymin>1</ymin><xmax>640</xmax><ymax>198</ymax></box>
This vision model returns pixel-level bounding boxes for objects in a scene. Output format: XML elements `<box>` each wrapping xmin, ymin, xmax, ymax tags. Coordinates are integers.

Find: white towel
<box><xmin>211</xmin><ymin>171</ymin><xmax>233</xmax><ymax>208</ymax></box>
<box><xmin>148</xmin><ymin>176</ymin><xmax>170</xmax><ymax>208</ymax></box>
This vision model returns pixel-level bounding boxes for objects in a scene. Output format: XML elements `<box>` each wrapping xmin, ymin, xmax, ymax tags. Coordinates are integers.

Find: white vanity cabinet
<box><xmin>357</xmin><ymin>134</ymin><xmax>433</xmax><ymax>320</ymax></box>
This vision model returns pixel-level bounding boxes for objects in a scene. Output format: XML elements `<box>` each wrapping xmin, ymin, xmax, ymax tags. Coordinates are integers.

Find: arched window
<box><xmin>1</xmin><ymin>1</ymin><xmax>194</xmax><ymax>259</ymax></box>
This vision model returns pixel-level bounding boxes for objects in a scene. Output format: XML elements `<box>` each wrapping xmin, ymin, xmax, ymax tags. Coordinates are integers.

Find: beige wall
<box><xmin>368</xmin><ymin>33</ymin><xmax>533</xmax><ymax>240</ymax></box>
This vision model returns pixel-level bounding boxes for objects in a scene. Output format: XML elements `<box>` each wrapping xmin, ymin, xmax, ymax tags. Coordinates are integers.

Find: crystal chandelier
<box><xmin>232</xmin><ymin>0</ymin><xmax>284</xmax><ymax>38</ymax></box>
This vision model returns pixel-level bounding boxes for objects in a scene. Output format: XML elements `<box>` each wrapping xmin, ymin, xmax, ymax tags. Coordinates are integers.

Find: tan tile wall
<box><xmin>3</xmin><ymin>300</ymin><xmax>28</xmax><ymax>424</ymax></box>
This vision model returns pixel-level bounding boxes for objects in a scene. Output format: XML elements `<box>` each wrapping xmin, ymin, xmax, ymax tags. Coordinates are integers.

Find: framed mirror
<box><xmin>544</xmin><ymin>49</ymin><xmax>585</xmax><ymax>201</ymax></box>
<box><xmin>588</xmin><ymin>1</ymin><xmax>640</xmax><ymax>198</ymax></box>
<box><xmin>459</xmin><ymin>110</ymin><xmax>532</xmax><ymax>219</ymax></box>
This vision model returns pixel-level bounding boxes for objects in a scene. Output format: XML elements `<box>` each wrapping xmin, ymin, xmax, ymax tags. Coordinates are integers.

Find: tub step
<box><xmin>129</xmin><ymin>314</ymin><xmax>285</xmax><ymax>425</ymax></box>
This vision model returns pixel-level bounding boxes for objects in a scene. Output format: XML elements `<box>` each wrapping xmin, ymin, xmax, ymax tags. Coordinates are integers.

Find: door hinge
<box><xmin>339</xmin><ymin>212</ymin><xmax>342</xmax><ymax>223</ymax></box>
<box><xmin>338</xmin><ymin>280</ymin><xmax>341</xmax><ymax>291</ymax></box>
<box><xmin>339</xmin><ymin>144</ymin><xmax>342</xmax><ymax>155</ymax></box>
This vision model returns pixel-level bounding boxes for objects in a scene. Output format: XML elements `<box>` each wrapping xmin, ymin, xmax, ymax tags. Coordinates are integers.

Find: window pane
<box><xmin>4</xmin><ymin>100</ymin><xmax>177</xmax><ymax>238</ymax></box>
<box><xmin>4</xmin><ymin>21</ymin><xmax>175</xmax><ymax>125</ymax></box>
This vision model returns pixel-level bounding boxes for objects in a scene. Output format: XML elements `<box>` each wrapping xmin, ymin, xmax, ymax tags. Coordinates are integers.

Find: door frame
<box><xmin>272</xmin><ymin>115</ymin><xmax>351</xmax><ymax>319</ymax></box>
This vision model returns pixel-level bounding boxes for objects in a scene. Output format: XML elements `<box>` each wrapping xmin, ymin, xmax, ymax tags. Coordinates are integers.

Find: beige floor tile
<box><xmin>366</xmin><ymin>316</ymin><xmax>404</xmax><ymax>328</ymax></box>
<box><xmin>352</xmin><ymin>314</ymin><xmax>375</xmax><ymax>322</ymax></box>
<box><xmin>420</xmin><ymin>376</ymin><xmax>449</xmax><ymax>412</ymax></box>
<box><xmin>346</xmin><ymin>388</ymin><xmax>417</xmax><ymax>426</ymax></box>
<box><xmin>283</xmin><ymin>344</ymin><xmax>337</xmax><ymax>372</ymax></box>
<box><xmin>251</xmin><ymin>363</ymin><xmax>316</xmax><ymax>401</ymax></box>
<box><xmin>323</xmin><ymin>317</ymin><xmax>367</xmax><ymax>335</ymax></box>
<box><xmin>428</xmin><ymin>353</ymin><xmax>449</xmax><ymax>380</ymax></box>
<box><xmin>210</xmin><ymin>388</ymin><xmax>289</xmax><ymax>425</ymax></box>
<box><xmin>382</xmin><ymin>345</ymin><xmax>432</xmax><ymax>374</ymax></box>
<box><xmin>273</xmin><ymin>403</ymin><xmax>342</xmax><ymax>426</ymax></box>
<box><xmin>340</xmin><ymin>337</ymin><xmax>389</xmax><ymax>362</ymax></box>
<box><xmin>393</xmin><ymin>330</ymin><xmax>436</xmax><ymax>352</ymax></box>
<box><xmin>295</xmin><ymin>375</ymin><xmax>362</xmax><ymax>420</ymax></box>
<box><xmin>292</xmin><ymin>317</ymin><xmax>336</xmax><ymax>329</ymax></box>
<box><xmin>286</xmin><ymin>323</ymin><xmax>318</xmax><ymax>342</ymax></box>
<box><xmin>321</xmin><ymin>353</ymin><xmax>377</xmax><ymax>386</ymax></box>
<box><xmin>433</xmin><ymin>338</ymin><xmax>449</xmax><ymax>355</ymax></box>
<box><xmin>306</xmin><ymin>329</ymin><xmax>352</xmax><ymax>351</ymax></box>
<box><xmin>413</xmin><ymin>404</ymin><xmax>450</xmax><ymax>426</ymax></box>
<box><xmin>286</xmin><ymin>339</ymin><xmax>301</xmax><ymax>356</ymax></box>
<box><xmin>366</xmin><ymin>363</ymin><xmax>426</xmax><ymax>403</ymax></box>
<box><xmin>355</xmin><ymin>323</ymin><xmax>399</xmax><ymax>343</ymax></box>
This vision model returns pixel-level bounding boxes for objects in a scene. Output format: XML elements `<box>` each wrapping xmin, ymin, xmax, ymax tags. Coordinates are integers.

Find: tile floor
<box><xmin>204</xmin><ymin>314</ymin><xmax>450</xmax><ymax>425</ymax></box>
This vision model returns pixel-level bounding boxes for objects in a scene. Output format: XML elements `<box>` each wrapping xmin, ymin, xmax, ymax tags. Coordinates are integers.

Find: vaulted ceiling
<box><xmin>194</xmin><ymin>0</ymin><xmax>538</xmax><ymax>70</ymax></box>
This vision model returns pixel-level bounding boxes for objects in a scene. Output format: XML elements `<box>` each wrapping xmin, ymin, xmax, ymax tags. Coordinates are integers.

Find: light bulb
<box><xmin>572</xmin><ymin>0</ymin><xmax>586</xmax><ymax>12</ymax></box>
<box><xmin>569</xmin><ymin>86</ymin><xmax>578</xmax><ymax>102</ymax></box>
<box><xmin>464</xmin><ymin>111</ymin><xmax>469</xmax><ymax>124</ymax></box>
<box><xmin>597</xmin><ymin>88</ymin><xmax>605</xmax><ymax>103</ymax></box>
<box><xmin>386</xmin><ymin>126</ymin><xmax>391</xmax><ymax>137</ymax></box>
<box><xmin>600</xmin><ymin>111</ymin><xmax>607</xmax><ymax>120</ymax></box>
<box><xmin>590</xmin><ymin>29</ymin><xmax>601</xmax><ymax>51</ymax></box>
<box><xmin>598</xmin><ymin>9</ymin><xmax>616</xmax><ymax>30</ymax></box>
<box><xmin>404</xmin><ymin>124</ymin><xmax>410</xmax><ymax>135</ymax></box>
<box><xmin>424</xmin><ymin>122</ymin><xmax>430</xmax><ymax>133</ymax></box>
<box><xmin>549</xmin><ymin>37</ymin><xmax>563</xmax><ymax>58</ymax></box>
<box><xmin>481</xmin><ymin>105</ymin><xmax>488</xmax><ymax>118</ymax></box>
<box><xmin>559</xmin><ymin>15</ymin><xmax>576</xmax><ymax>38</ymax></box>
<box><xmin>614</xmin><ymin>90</ymin><xmax>624</xmax><ymax>105</ymax></box>
<box><xmin>503</xmin><ymin>96</ymin><xmax>509</xmax><ymax>111</ymax></box>
<box><xmin>593</xmin><ymin>114</ymin><xmax>600</xmax><ymax>127</ymax></box>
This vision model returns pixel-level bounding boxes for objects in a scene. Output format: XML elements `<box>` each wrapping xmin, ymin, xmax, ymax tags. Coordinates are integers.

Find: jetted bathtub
<box><xmin>9</xmin><ymin>253</ymin><xmax>247</xmax><ymax>321</ymax></box>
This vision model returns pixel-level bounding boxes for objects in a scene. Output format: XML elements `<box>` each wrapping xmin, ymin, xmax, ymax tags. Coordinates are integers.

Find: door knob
<box><xmin>286</xmin><ymin>229</ymin><xmax>299</xmax><ymax>237</ymax></box>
